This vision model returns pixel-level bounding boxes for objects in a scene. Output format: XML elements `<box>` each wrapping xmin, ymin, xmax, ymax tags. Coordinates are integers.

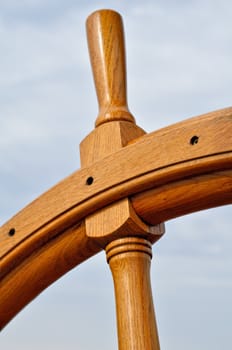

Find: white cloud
<box><xmin>0</xmin><ymin>1</ymin><xmax>231</xmax><ymax>349</ymax></box>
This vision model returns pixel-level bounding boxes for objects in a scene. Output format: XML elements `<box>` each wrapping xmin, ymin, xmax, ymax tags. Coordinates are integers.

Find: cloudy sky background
<box><xmin>0</xmin><ymin>1</ymin><xmax>231</xmax><ymax>349</ymax></box>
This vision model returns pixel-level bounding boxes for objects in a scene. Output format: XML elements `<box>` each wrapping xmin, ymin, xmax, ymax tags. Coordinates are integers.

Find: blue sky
<box><xmin>0</xmin><ymin>1</ymin><xmax>232</xmax><ymax>349</ymax></box>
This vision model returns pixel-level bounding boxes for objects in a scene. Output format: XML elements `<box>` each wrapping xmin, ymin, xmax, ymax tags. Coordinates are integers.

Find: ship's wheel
<box><xmin>1</xmin><ymin>9</ymin><xmax>232</xmax><ymax>349</ymax></box>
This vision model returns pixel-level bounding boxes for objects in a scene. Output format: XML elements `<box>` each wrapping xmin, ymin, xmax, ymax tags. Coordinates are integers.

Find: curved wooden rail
<box><xmin>1</xmin><ymin>11</ymin><xmax>232</xmax><ymax>350</ymax></box>
<box><xmin>1</xmin><ymin>107</ymin><xmax>232</xmax><ymax>329</ymax></box>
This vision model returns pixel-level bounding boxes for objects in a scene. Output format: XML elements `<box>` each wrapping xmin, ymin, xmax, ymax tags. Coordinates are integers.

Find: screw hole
<box><xmin>190</xmin><ymin>135</ymin><xmax>199</xmax><ymax>145</ymax></box>
<box><xmin>86</xmin><ymin>176</ymin><xmax>94</xmax><ymax>185</ymax></box>
<box><xmin>8</xmin><ymin>228</ymin><xmax>16</xmax><ymax>237</ymax></box>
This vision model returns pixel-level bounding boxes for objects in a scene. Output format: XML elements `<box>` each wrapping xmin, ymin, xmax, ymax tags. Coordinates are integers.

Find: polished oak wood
<box><xmin>106</xmin><ymin>237</ymin><xmax>160</xmax><ymax>350</ymax></box>
<box><xmin>1</xmin><ymin>107</ymin><xmax>232</xmax><ymax>267</ymax></box>
<box><xmin>1</xmin><ymin>107</ymin><xmax>232</xmax><ymax>330</ymax></box>
<box><xmin>0</xmin><ymin>9</ymin><xmax>231</xmax><ymax>347</ymax></box>
<box><xmin>132</xmin><ymin>170</ymin><xmax>232</xmax><ymax>225</ymax></box>
<box><xmin>85</xmin><ymin>11</ymin><xmax>163</xmax><ymax>347</ymax></box>
<box><xmin>86</xmin><ymin>10</ymin><xmax>135</xmax><ymax>127</ymax></box>
<box><xmin>0</xmin><ymin>223</ymin><xmax>101</xmax><ymax>330</ymax></box>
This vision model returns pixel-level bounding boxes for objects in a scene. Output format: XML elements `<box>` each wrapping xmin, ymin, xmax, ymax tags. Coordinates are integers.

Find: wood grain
<box><xmin>0</xmin><ymin>222</ymin><xmax>101</xmax><ymax>330</ymax></box>
<box><xmin>1</xmin><ymin>107</ymin><xmax>232</xmax><ymax>265</ymax></box>
<box><xmin>86</xmin><ymin>197</ymin><xmax>164</xmax><ymax>246</ymax></box>
<box><xmin>1</xmin><ymin>8</ymin><xmax>231</xmax><ymax>343</ymax></box>
<box><xmin>86</xmin><ymin>10</ymin><xmax>135</xmax><ymax>127</ymax></box>
<box><xmin>1</xmin><ymin>112</ymin><xmax>231</xmax><ymax>329</ymax></box>
<box><xmin>131</xmin><ymin>169</ymin><xmax>232</xmax><ymax>224</ymax></box>
<box><xmin>80</xmin><ymin>121</ymin><xmax>145</xmax><ymax>167</ymax></box>
<box><xmin>106</xmin><ymin>237</ymin><xmax>160</xmax><ymax>350</ymax></box>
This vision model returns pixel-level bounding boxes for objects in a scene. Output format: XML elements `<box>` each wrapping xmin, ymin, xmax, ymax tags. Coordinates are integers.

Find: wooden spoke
<box><xmin>1</xmin><ymin>107</ymin><xmax>232</xmax><ymax>330</ymax></box>
<box><xmin>0</xmin><ymin>9</ymin><xmax>231</xmax><ymax>348</ymax></box>
<box><xmin>86</xmin><ymin>10</ymin><xmax>135</xmax><ymax>127</ymax></box>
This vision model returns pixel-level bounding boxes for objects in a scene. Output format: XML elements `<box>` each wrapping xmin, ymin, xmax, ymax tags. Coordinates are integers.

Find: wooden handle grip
<box><xmin>86</xmin><ymin>9</ymin><xmax>135</xmax><ymax>127</ymax></box>
<box><xmin>106</xmin><ymin>237</ymin><xmax>160</xmax><ymax>350</ymax></box>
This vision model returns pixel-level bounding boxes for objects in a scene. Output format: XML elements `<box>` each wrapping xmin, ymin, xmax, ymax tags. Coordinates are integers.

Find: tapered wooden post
<box><xmin>106</xmin><ymin>237</ymin><xmax>160</xmax><ymax>350</ymax></box>
<box><xmin>86</xmin><ymin>9</ymin><xmax>135</xmax><ymax>127</ymax></box>
<box><xmin>85</xmin><ymin>10</ymin><xmax>163</xmax><ymax>349</ymax></box>
<box><xmin>1</xmin><ymin>5</ymin><xmax>232</xmax><ymax>336</ymax></box>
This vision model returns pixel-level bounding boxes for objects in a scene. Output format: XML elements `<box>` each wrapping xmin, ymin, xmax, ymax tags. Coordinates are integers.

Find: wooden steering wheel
<box><xmin>1</xmin><ymin>9</ymin><xmax>232</xmax><ymax>349</ymax></box>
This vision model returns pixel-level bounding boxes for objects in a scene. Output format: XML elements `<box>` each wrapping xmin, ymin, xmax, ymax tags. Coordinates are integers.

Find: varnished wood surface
<box><xmin>1</xmin><ymin>108</ymin><xmax>232</xmax><ymax>329</ymax></box>
<box><xmin>1</xmin><ymin>107</ymin><xmax>232</xmax><ymax>263</ymax></box>
<box><xmin>106</xmin><ymin>237</ymin><xmax>160</xmax><ymax>350</ymax></box>
<box><xmin>0</xmin><ymin>7</ymin><xmax>232</xmax><ymax>335</ymax></box>
<box><xmin>86</xmin><ymin>197</ymin><xmax>164</xmax><ymax>246</ymax></box>
<box><xmin>132</xmin><ymin>169</ymin><xmax>232</xmax><ymax>225</ymax></box>
<box><xmin>0</xmin><ymin>222</ymin><xmax>101</xmax><ymax>330</ymax></box>
<box><xmin>86</xmin><ymin>10</ymin><xmax>135</xmax><ymax>127</ymax></box>
<box><xmin>80</xmin><ymin>121</ymin><xmax>145</xmax><ymax>168</ymax></box>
